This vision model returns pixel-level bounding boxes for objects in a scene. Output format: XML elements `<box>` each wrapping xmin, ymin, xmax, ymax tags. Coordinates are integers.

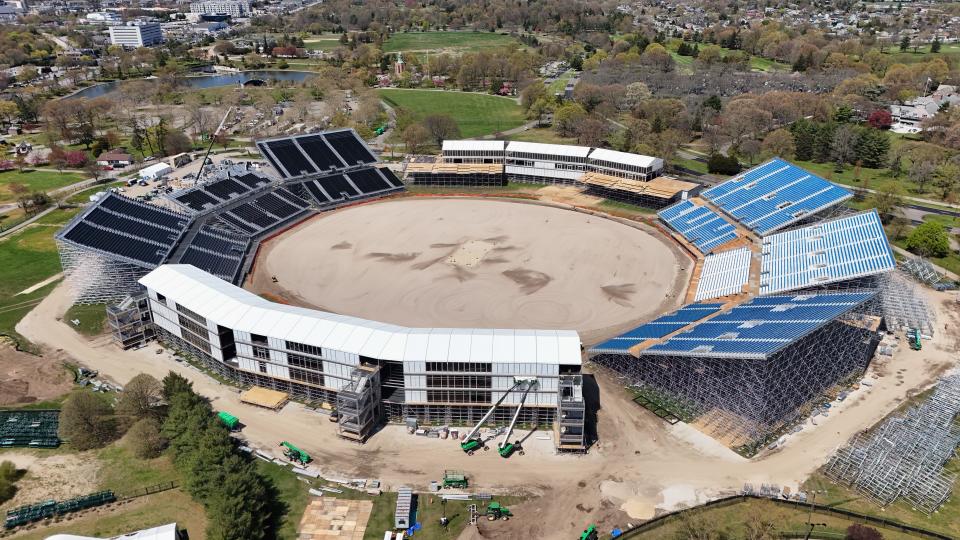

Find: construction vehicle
<box><xmin>460</xmin><ymin>379</ymin><xmax>525</xmax><ymax>455</ymax></box>
<box><xmin>498</xmin><ymin>378</ymin><xmax>537</xmax><ymax>458</ymax></box>
<box><xmin>279</xmin><ymin>441</ymin><xmax>311</xmax><ymax>465</ymax></box>
<box><xmin>908</xmin><ymin>328</ymin><xmax>922</xmax><ymax>350</ymax></box>
<box><xmin>579</xmin><ymin>525</ymin><xmax>599</xmax><ymax>540</ymax></box>
<box><xmin>485</xmin><ymin>502</ymin><xmax>512</xmax><ymax>521</ymax></box>
<box><xmin>442</xmin><ymin>470</ymin><xmax>468</xmax><ymax>489</ymax></box>
<box><xmin>217</xmin><ymin>411</ymin><xmax>239</xmax><ymax>431</ymax></box>
<box><xmin>374</xmin><ymin>125</ymin><xmax>388</xmax><ymax>136</ymax></box>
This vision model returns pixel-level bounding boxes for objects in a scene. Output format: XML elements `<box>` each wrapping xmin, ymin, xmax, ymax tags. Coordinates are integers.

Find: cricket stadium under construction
<box><xmin>53</xmin><ymin>129</ymin><xmax>928</xmax><ymax>456</ymax></box>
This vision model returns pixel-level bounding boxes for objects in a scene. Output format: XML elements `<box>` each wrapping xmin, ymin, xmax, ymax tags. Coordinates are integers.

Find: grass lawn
<box><xmin>504</xmin><ymin>127</ymin><xmax>576</xmax><ymax>145</ymax></box>
<box><xmin>382</xmin><ymin>31</ymin><xmax>519</xmax><ymax>53</ymax></box>
<box><xmin>11</xmin><ymin>489</ymin><xmax>206</xmax><ymax>540</ymax></box>
<box><xmin>256</xmin><ymin>461</ymin><xmax>311</xmax><ymax>540</ymax></box>
<box><xmin>674</xmin><ymin>157</ymin><xmax>709</xmax><ymax>175</ymax></box>
<box><xmin>0</xmin><ymin>169</ymin><xmax>86</xmax><ymax>203</ymax></box>
<box><xmin>880</xmin><ymin>42</ymin><xmax>960</xmax><ymax>64</ymax></box>
<box><xmin>302</xmin><ymin>34</ymin><xmax>344</xmax><ymax>50</ymax></box>
<box><xmin>629</xmin><ymin>497</ymin><xmax>923</xmax><ymax>539</ymax></box>
<box><xmin>65</xmin><ymin>181</ymin><xmax>124</xmax><ymax>204</ymax></box>
<box><xmin>597</xmin><ymin>199</ymin><xmax>657</xmax><ymax>217</ymax></box>
<box><xmin>546</xmin><ymin>70</ymin><xmax>576</xmax><ymax>93</ymax></box>
<box><xmin>97</xmin><ymin>445</ymin><xmax>181</xmax><ymax>494</ymax></box>
<box><xmin>64</xmin><ymin>303</ymin><xmax>108</xmax><ymax>336</ymax></box>
<box><xmin>791</xmin><ymin>159</ymin><xmax>930</xmax><ymax>196</ymax></box>
<box><xmin>378</xmin><ymin>89</ymin><xmax>525</xmax><ymax>138</ymax></box>
<box><xmin>0</xmin><ymin>207</ymin><xmax>80</xmax><ymax>348</ymax></box>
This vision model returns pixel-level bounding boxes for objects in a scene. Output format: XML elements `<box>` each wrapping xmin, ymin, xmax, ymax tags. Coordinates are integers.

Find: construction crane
<box><xmin>498</xmin><ymin>378</ymin><xmax>537</xmax><ymax>458</ymax></box>
<box><xmin>279</xmin><ymin>441</ymin><xmax>311</xmax><ymax>465</ymax></box>
<box><xmin>460</xmin><ymin>379</ymin><xmax>524</xmax><ymax>455</ymax></box>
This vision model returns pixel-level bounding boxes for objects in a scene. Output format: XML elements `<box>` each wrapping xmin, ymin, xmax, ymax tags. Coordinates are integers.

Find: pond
<box><xmin>65</xmin><ymin>70</ymin><xmax>316</xmax><ymax>100</ymax></box>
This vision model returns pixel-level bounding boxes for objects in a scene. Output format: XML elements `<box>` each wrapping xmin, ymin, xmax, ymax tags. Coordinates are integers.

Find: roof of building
<box><xmin>140</xmin><ymin>264</ymin><xmax>582</xmax><ymax>365</ymax></box>
<box><xmin>587</xmin><ymin>147</ymin><xmax>662</xmax><ymax>169</ymax></box>
<box><xmin>98</xmin><ymin>150</ymin><xmax>133</xmax><ymax>161</ymax></box>
<box><xmin>505</xmin><ymin>141</ymin><xmax>592</xmax><ymax>158</ymax></box>
<box><xmin>441</xmin><ymin>140</ymin><xmax>506</xmax><ymax>152</ymax></box>
<box><xmin>47</xmin><ymin>522</ymin><xmax>178</xmax><ymax>540</ymax></box>
<box><xmin>701</xmin><ymin>158</ymin><xmax>853</xmax><ymax>235</ymax></box>
<box><xmin>642</xmin><ymin>291</ymin><xmax>875</xmax><ymax>359</ymax></box>
<box><xmin>140</xmin><ymin>162</ymin><xmax>173</xmax><ymax>176</ymax></box>
<box><xmin>759</xmin><ymin>210</ymin><xmax>895</xmax><ymax>295</ymax></box>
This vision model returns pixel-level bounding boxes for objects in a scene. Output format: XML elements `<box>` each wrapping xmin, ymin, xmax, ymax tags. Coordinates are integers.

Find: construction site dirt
<box><xmin>16</xmin><ymin>282</ymin><xmax>959</xmax><ymax>539</ymax></box>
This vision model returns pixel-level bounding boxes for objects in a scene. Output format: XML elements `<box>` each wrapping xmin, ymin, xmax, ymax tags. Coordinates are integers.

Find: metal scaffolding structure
<box><xmin>900</xmin><ymin>257</ymin><xmax>942</xmax><ymax>286</ymax></box>
<box><xmin>877</xmin><ymin>271</ymin><xmax>937</xmax><ymax>336</ymax></box>
<box><xmin>57</xmin><ymin>241</ymin><xmax>152</xmax><ymax>304</ymax></box>
<box><xmin>824</xmin><ymin>373</ymin><xmax>960</xmax><ymax>514</ymax></box>
<box><xmin>590</xmin><ymin>303</ymin><xmax>883</xmax><ymax>456</ymax></box>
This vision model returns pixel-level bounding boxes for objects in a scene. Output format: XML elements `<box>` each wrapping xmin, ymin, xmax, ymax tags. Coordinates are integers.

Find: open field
<box><xmin>881</xmin><ymin>42</ymin><xmax>960</xmax><ymax>64</ymax></box>
<box><xmin>302</xmin><ymin>34</ymin><xmax>343</xmax><ymax>51</ymax></box>
<box><xmin>505</xmin><ymin>127</ymin><xmax>577</xmax><ymax>145</ymax></box>
<box><xmin>382</xmin><ymin>31</ymin><xmax>520</xmax><ymax>54</ymax></box>
<box><xmin>0</xmin><ymin>207</ymin><xmax>79</xmax><ymax>348</ymax></box>
<box><xmin>0</xmin><ymin>170</ymin><xmax>86</xmax><ymax>203</ymax></box>
<box><xmin>64</xmin><ymin>303</ymin><xmax>107</xmax><ymax>337</ymax></box>
<box><xmin>378</xmin><ymin>89</ymin><xmax>525</xmax><ymax>138</ymax></box>
<box><xmin>248</xmin><ymin>198</ymin><xmax>688</xmax><ymax>340</ymax></box>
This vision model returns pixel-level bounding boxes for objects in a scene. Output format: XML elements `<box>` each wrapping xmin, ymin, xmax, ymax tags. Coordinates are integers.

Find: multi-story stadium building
<box><xmin>140</xmin><ymin>264</ymin><xmax>583</xmax><ymax>442</ymax></box>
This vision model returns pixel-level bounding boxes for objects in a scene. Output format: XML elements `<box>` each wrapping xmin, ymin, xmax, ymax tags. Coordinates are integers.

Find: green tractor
<box><xmin>486</xmin><ymin>501</ymin><xmax>512</xmax><ymax>521</ymax></box>
<box><xmin>579</xmin><ymin>525</ymin><xmax>599</xmax><ymax>540</ymax></box>
<box><xmin>279</xmin><ymin>441</ymin><xmax>311</xmax><ymax>466</ymax></box>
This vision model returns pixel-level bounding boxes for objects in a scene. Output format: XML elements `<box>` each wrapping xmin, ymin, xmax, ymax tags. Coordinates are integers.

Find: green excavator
<box><xmin>279</xmin><ymin>441</ymin><xmax>311</xmax><ymax>466</ymax></box>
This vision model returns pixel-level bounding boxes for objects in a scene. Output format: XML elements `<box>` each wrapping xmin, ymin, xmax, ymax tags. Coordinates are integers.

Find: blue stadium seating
<box><xmin>643</xmin><ymin>292</ymin><xmax>874</xmax><ymax>358</ymax></box>
<box><xmin>760</xmin><ymin>210</ymin><xmax>895</xmax><ymax>295</ymax></box>
<box><xmin>587</xmin><ymin>303</ymin><xmax>724</xmax><ymax>354</ymax></box>
<box><xmin>657</xmin><ymin>201</ymin><xmax>740</xmax><ymax>253</ymax></box>
<box><xmin>701</xmin><ymin>158</ymin><xmax>852</xmax><ymax>234</ymax></box>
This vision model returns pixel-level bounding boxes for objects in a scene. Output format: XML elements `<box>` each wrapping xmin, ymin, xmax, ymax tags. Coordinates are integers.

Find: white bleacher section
<box><xmin>694</xmin><ymin>248</ymin><xmax>751</xmax><ymax>301</ymax></box>
<box><xmin>759</xmin><ymin>210</ymin><xmax>896</xmax><ymax>295</ymax></box>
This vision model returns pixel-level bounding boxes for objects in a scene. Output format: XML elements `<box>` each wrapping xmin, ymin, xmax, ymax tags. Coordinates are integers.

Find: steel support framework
<box><xmin>589</xmin><ymin>308</ymin><xmax>881</xmax><ymax>455</ymax></box>
<box><xmin>877</xmin><ymin>271</ymin><xmax>936</xmax><ymax>336</ymax></box>
<box><xmin>824</xmin><ymin>374</ymin><xmax>960</xmax><ymax>514</ymax></box>
<box><xmin>57</xmin><ymin>240</ymin><xmax>152</xmax><ymax>304</ymax></box>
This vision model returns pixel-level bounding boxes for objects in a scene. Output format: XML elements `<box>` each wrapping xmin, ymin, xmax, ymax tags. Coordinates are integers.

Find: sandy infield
<box><xmin>249</xmin><ymin>198</ymin><xmax>685</xmax><ymax>335</ymax></box>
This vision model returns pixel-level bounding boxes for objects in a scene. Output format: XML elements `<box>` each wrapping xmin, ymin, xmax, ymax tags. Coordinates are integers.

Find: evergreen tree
<box><xmin>931</xmin><ymin>37</ymin><xmax>942</xmax><ymax>53</ymax></box>
<box><xmin>899</xmin><ymin>35</ymin><xmax>910</xmax><ymax>52</ymax></box>
<box><xmin>162</xmin><ymin>371</ymin><xmax>194</xmax><ymax>400</ymax></box>
<box><xmin>813</xmin><ymin>123</ymin><xmax>837</xmax><ymax>163</ymax></box>
<box><xmin>790</xmin><ymin>119</ymin><xmax>816</xmax><ymax>161</ymax></box>
<box><xmin>853</xmin><ymin>127</ymin><xmax>890</xmax><ymax>168</ymax></box>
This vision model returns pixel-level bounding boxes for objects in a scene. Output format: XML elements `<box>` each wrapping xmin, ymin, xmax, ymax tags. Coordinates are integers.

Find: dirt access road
<box><xmin>16</xmin><ymin>283</ymin><xmax>958</xmax><ymax>539</ymax></box>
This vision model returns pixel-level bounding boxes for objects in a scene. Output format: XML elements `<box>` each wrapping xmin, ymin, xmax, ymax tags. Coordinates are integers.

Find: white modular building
<box><xmin>437</xmin><ymin>140</ymin><xmax>665</xmax><ymax>185</ymax></box>
<box><xmin>504</xmin><ymin>141</ymin><xmax>592</xmax><ymax>184</ymax></box>
<box><xmin>587</xmin><ymin>147</ymin><xmax>664</xmax><ymax>181</ymax></box>
<box><xmin>441</xmin><ymin>140</ymin><xmax>506</xmax><ymax>164</ymax></box>
<box><xmin>139</xmin><ymin>264</ymin><xmax>583</xmax><ymax>427</ymax></box>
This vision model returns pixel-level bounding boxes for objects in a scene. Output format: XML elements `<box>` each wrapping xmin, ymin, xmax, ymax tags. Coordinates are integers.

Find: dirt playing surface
<box><xmin>248</xmin><ymin>198</ymin><xmax>688</xmax><ymax>342</ymax></box>
<box><xmin>16</xmin><ymin>282</ymin><xmax>959</xmax><ymax>538</ymax></box>
<box><xmin>0</xmin><ymin>341</ymin><xmax>73</xmax><ymax>406</ymax></box>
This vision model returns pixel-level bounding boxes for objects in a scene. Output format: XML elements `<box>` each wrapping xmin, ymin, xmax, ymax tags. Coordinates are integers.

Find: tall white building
<box><xmin>189</xmin><ymin>0</ymin><xmax>250</xmax><ymax>17</ymax></box>
<box><xmin>108</xmin><ymin>22</ymin><xmax>163</xmax><ymax>47</ymax></box>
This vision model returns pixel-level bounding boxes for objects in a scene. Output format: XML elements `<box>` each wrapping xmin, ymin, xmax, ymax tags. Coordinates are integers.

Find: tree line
<box><xmin>58</xmin><ymin>372</ymin><xmax>279</xmax><ymax>540</ymax></box>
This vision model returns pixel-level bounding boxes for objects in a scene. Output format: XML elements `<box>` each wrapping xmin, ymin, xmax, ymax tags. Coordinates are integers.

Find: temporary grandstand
<box><xmin>591</xmin><ymin>159</ymin><xmax>906</xmax><ymax>454</ymax></box>
<box><xmin>57</xmin><ymin>129</ymin><xmax>405</xmax><ymax>303</ymax></box>
<box><xmin>591</xmin><ymin>292</ymin><xmax>882</xmax><ymax>454</ymax></box>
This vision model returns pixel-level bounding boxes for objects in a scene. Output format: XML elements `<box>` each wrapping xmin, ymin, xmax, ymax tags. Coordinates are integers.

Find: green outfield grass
<box><xmin>378</xmin><ymin>89</ymin><xmax>525</xmax><ymax>138</ymax></box>
<box><xmin>303</xmin><ymin>34</ymin><xmax>345</xmax><ymax>50</ymax></box>
<box><xmin>382</xmin><ymin>31</ymin><xmax>520</xmax><ymax>53</ymax></box>
<box><xmin>0</xmin><ymin>169</ymin><xmax>87</xmax><ymax>203</ymax></box>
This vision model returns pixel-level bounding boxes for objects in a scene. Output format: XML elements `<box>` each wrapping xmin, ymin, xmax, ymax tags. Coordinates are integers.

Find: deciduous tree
<box><xmin>59</xmin><ymin>391</ymin><xmax>117</xmax><ymax>450</ymax></box>
<box><xmin>906</xmin><ymin>221</ymin><xmax>950</xmax><ymax>258</ymax></box>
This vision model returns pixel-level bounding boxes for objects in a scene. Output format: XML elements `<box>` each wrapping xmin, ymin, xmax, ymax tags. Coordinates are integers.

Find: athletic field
<box><xmin>378</xmin><ymin>89</ymin><xmax>525</xmax><ymax>138</ymax></box>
